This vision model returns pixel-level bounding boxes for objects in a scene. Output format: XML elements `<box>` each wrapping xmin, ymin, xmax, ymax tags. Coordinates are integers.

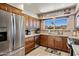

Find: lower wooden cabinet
<box><xmin>62</xmin><ymin>37</ymin><xmax>69</xmax><ymax>52</ymax></box>
<box><xmin>54</xmin><ymin>37</ymin><xmax>62</xmax><ymax>50</ymax></box>
<box><xmin>39</xmin><ymin>35</ymin><xmax>69</xmax><ymax>52</ymax></box>
<box><xmin>25</xmin><ymin>35</ymin><xmax>69</xmax><ymax>54</ymax></box>
<box><xmin>39</xmin><ymin>35</ymin><xmax>48</xmax><ymax>47</ymax></box>
<box><xmin>25</xmin><ymin>42</ymin><xmax>35</xmax><ymax>54</ymax></box>
<box><xmin>25</xmin><ymin>37</ymin><xmax>35</xmax><ymax>54</ymax></box>
<box><xmin>48</xmin><ymin>36</ymin><xmax>55</xmax><ymax>48</ymax></box>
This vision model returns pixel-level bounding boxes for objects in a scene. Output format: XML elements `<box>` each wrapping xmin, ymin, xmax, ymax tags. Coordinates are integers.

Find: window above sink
<box><xmin>43</xmin><ymin>16</ymin><xmax>69</xmax><ymax>29</ymax></box>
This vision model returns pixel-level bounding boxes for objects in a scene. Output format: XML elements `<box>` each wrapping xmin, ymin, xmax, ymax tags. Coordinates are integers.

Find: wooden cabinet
<box><xmin>62</xmin><ymin>37</ymin><xmax>69</xmax><ymax>52</ymax></box>
<box><xmin>25</xmin><ymin>37</ymin><xmax>35</xmax><ymax>54</ymax></box>
<box><xmin>39</xmin><ymin>35</ymin><xmax>48</xmax><ymax>47</ymax></box>
<box><xmin>36</xmin><ymin>20</ymin><xmax>41</xmax><ymax>28</ymax></box>
<box><xmin>34</xmin><ymin>18</ymin><xmax>37</xmax><ymax>28</ymax></box>
<box><xmin>24</xmin><ymin>15</ymin><xmax>40</xmax><ymax>29</ymax></box>
<box><xmin>48</xmin><ymin>36</ymin><xmax>55</xmax><ymax>48</ymax></box>
<box><xmin>54</xmin><ymin>37</ymin><xmax>62</xmax><ymax>50</ymax></box>
<box><xmin>0</xmin><ymin>3</ymin><xmax>22</xmax><ymax>15</ymax></box>
<box><xmin>39</xmin><ymin>35</ymin><xmax>69</xmax><ymax>52</ymax></box>
<box><xmin>35</xmin><ymin>36</ymin><xmax>40</xmax><ymax>44</ymax></box>
<box><xmin>28</xmin><ymin>16</ymin><xmax>32</xmax><ymax>27</ymax></box>
<box><xmin>24</xmin><ymin>15</ymin><xmax>29</xmax><ymax>28</ymax></box>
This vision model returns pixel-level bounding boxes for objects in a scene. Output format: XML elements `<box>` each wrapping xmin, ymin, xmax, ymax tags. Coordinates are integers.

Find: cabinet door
<box><xmin>28</xmin><ymin>16</ymin><xmax>32</xmax><ymax>28</ymax></box>
<box><xmin>37</xmin><ymin>20</ymin><xmax>41</xmax><ymax>28</ymax></box>
<box><xmin>35</xmin><ymin>36</ymin><xmax>40</xmax><ymax>44</ymax></box>
<box><xmin>34</xmin><ymin>18</ymin><xmax>37</xmax><ymax>28</ymax></box>
<box><xmin>40</xmin><ymin>35</ymin><xmax>48</xmax><ymax>47</ymax></box>
<box><xmin>25</xmin><ymin>42</ymin><xmax>35</xmax><ymax>54</ymax></box>
<box><xmin>48</xmin><ymin>36</ymin><xmax>55</xmax><ymax>48</ymax></box>
<box><xmin>24</xmin><ymin>15</ymin><xmax>29</xmax><ymax>28</ymax></box>
<box><xmin>62</xmin><ymin>37</ymin><xmax>69</xmax><ymax>52</ymax></box>
<box><xmin>54</xmin><ymin>37</ymin><xmax>62</xmax><ymax>50</ymax></box>
<box><xmin>25</xmin><ymin>37</ymin><xmax>35</xmax><ymax>54</ymax></box>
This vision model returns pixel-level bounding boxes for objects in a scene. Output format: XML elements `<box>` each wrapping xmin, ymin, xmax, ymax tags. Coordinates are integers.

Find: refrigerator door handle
<box><xmin>12</xmin><ymin>14</ymin><xmax>17</xmax><ymax>50</ymax></box>
<box><xmin>8</xmin><ymin>13</ymin><xmax>14</xmax><ymax>51</ymax></box>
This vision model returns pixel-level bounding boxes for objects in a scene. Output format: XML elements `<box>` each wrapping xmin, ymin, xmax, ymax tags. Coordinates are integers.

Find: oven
<box><xmin>0</xmin><ymin>32</ymin><xmax>7</xmax><ymax>42</ymax></box>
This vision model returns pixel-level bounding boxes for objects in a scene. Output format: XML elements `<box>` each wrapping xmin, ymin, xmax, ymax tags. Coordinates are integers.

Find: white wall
<box><xmin>8</xmin><ymin>3</ymin><xmax>38</xmax><ymax>18</ymax></box>
<box><xmin>8</xmin><ymin>3</ymin><xmax>24</xmax><ymax>10</ymax></box>
<box><xmin>23</xmin><ymin>4</ymin><xmax>38</xmax><ymax>18</ymax></box>
<box><xmin>23</xmin><ymin>9</ymin><xmax>38</xmax><ymax>18</ymax></box>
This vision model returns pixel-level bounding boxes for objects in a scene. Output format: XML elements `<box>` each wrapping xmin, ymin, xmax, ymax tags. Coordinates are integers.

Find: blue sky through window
<box><xmin>44</xmin><ymin>17</ymin><xmax>68</xmax><ymax>27</ymax></box>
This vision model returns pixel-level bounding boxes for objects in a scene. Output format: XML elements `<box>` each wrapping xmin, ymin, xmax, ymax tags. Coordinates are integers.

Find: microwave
<box><xmin>0</xmin><ymin>32</ymin><xmax>7</xmax><ymax>42</ymax></box>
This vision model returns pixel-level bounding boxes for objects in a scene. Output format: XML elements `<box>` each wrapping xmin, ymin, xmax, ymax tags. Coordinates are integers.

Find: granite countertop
<box><xmin>25</xmin><ymin>33</ymin><xmax>79</xmax><ymax>39</ymax></box>
<box><xmin>40</xmin><ymin>33</ymin><xmax>68</xmax><ymax>37</ymax></box>
<box><xmin>25</xmin><ymin>34</ymin><xmax>40</xmax><ymax>38</ymax></box>
<box><xmin>69</xmin><ymin>36</ymin><xmax>79</xmax><ymax>39</ymax></box>
<box><xmin>25</xmin><ymin>33</ymin><xmax>68</xmax><ymax>38</ymax></box>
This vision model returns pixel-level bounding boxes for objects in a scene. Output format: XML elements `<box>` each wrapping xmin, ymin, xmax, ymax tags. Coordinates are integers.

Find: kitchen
<box><xmin>0</xmin><ymin>3</ymin><xmax>79</xmax><ymax>56</ymax></box>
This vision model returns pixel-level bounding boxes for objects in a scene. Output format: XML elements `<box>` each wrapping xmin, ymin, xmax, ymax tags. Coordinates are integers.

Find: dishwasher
<box><xmin>67</xmin><ymin>38</ymin><xmax>74</xmax><ymax>56</ymax></box>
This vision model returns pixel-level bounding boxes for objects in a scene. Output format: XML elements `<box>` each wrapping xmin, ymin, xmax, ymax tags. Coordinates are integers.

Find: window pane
<box><xmin>44</xmin><ymin>17</ymin><xmax>68</xmax><ymax>29</ymax></box>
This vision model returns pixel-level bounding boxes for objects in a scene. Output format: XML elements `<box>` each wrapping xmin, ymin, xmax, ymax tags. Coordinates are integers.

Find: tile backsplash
<box><xmin>40</xmin><ymin>29</ymin><xmax>73</xmax><ymax>36</ymax></box>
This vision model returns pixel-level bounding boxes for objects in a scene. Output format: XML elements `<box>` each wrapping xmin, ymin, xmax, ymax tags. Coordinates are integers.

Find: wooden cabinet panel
<box><xmin>25</xmin><ymin>37</ymin><xmax>35</xmax><ymax>54</ymax></box>
<box><xmin>48</xmin><ymin>36</ymin><xmax>55</xmax><ymax>48</ymax></box>
<box><xmin>39</xmin><ymin>35</ymin><xmax>68</xmax><ymax>52</ymax></box>
<box><xmin>0</xmin><ymin>4</ymin><xmax>8</xmax><ymax>11</ymax></box>
<box><xmin>24</xmin><ymin>15</ymin><xmax>29</xmax><ymax>28</ymax></box>
<box><xmin>62</xmin><ymin>37</ymin><xmax>69</xmax><ymax>52</ymax></box>
<box><xmin>28</xmin><ymin>16</ymin><xmax>32</xmax><ymax>27</ymax></box>
<box><xmin>0</xmin><ymin>3</ymin><xmax>22</xmax><ymax>15</ymax></box>
<box><xmin>25</xmin><ymin>42</ymin><xmax>35</xmax><ymax>54</ymax></box>
<box><xmin>54</xmin><ymin>37</ymin><xmax>62</xmax><ymax>50</ymax></box>
<box><xmin>36</xmin><ymin>20</ymin><xmax>41</xmax><ymax>28</ymax></box>
<box><xmin>35</xmin><ymin>36</ymin><xmax>40</xmax><ymax>44</ymax></box>
<box><xmin>34</xmin><ymin>18</ymin><xmax>37</xmax><ymax>28</ymax></box>
<box><xmin>32</xmin><ymin>17</ymin><xmax>34</xmax><ymax>28</ymax></box>
<box><xmin>40</xmin><ymin>35</ymin><xmax>48</xmax><ymax>47</ymax></box>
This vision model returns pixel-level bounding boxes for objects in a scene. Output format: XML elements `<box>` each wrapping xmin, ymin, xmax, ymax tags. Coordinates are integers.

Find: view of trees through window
<box><xmin>44</xmin><ymin>17</ymin><xmax>68</xmax><ymax>29</ymax></box>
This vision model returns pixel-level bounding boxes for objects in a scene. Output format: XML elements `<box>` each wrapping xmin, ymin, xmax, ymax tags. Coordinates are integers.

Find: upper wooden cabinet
<box><xmin>28</xmin><ymin>16</ymin><xmax>33</xmax><ymax>28</ymax></box>
<box><xmin>36</xmin><ymin>19</ymin><xmax>41</xmax><ymax>28</ymax></box>
<box><xmin>0</xmin><ymin>3</ymin><xmax>22</xmax><ymax>15</ymax></box>
<box><xmin>24</xmin><ymin>15</ymin><xmax>40</xmax><ymax>29</ymax></box>
<box><xmin>34</xmin><ymin>18</ymin><xmax>37</xmax><ymax>28</ymax></box>
<box><xmin>24</xmin><ymin>15</ymin><xmax>29</xmax><ymax>28</ymax></box>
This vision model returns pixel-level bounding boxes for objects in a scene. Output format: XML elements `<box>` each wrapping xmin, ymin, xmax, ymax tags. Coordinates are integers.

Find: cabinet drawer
<box><xmin>25</xmin><ymin>40</ymin><xmax>35</xmax><ymax>44</ymax></box>
<box><xmin>25</xmin><ymin>43</ymin><xmax>35</xmax><ymax>54</ymax></box>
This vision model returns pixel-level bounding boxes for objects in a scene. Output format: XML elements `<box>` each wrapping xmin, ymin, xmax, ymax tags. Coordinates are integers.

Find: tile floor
<box><xmin>26</xmin><ymin>46</ymin><xmax>70</xmax><ymax>56</ymax></box>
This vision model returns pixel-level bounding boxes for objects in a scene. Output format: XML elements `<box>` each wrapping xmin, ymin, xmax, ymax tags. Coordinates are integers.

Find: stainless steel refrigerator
<box><xmin>0</xmin><ymin>9</ymin><xmax>25</xmax><ymax>56</ymax></box>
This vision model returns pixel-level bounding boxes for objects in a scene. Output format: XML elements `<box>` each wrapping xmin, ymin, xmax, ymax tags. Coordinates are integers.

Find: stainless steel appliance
<box><xmin>0</xmin><ymin>10</ymin><xmax>25</xmax><ymax>56</ymax></box>
<box><xmin>67</xmin><ymin>38</ymin><xmax>74</xmax><ymax>56</ymax></box>
<box><xmin>35</xmin><ymin>36</ymin><xmax>40</xmax><ymax>48</ymax></box>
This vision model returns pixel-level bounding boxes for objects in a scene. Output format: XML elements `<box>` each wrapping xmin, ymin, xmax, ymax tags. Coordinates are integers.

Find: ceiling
<box><xmin>24</xmin><ymin>3</ymin><xmax>76</xmax><ymax>14</ymax></box>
